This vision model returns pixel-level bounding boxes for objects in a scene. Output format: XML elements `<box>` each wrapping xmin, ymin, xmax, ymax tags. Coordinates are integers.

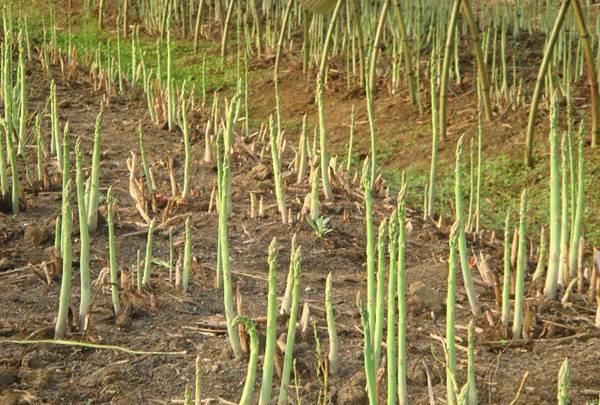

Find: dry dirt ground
<box><xmin>1</xmin><ymin>29</ymin><xmax>600</xmax><ymax>405</ymax></box>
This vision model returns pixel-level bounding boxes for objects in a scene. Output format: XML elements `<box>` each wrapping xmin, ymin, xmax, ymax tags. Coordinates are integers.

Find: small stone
<box><xmin>219</xmin><ymin>346</ymin><xmax>233</xmax><ymax>361</ymax></box>
<box><xmin>335</xmin><ymin>372</ymin><xmax>367</xmax><ymax>405</ymax></box>
<box><xmin>407</xmin><ymin>281</ymin><xmax>442</xmax><ymax>315</ymax></box>
<box><xmin>0</xmin><ymin>257</ymin><xmax>11</xmax><ymax>271</ymax></box>
<box><xmin>0</xmin><ymin>391</ymin><xmax>20</xmax><ymax>405</ymax></box>
<box><xmin>407</xmin><ymin>359</ymin><xmax>428</xmax><ymax>386</ymax></box>
<box><xmin>18</xmin><ymin>369</ymin><xmax>53</xmax><ymax>389</ymax></box>
<box><xmin>0</xmin><ymin>320</ymin><xmax>15</xmax><ymax>337</ymax></box>
<box><xmin>0</xmin><ymin>368</ymin><xmax>17</xmax><ymax>389</ymax></box>
<box><xmin>23</xmin><ymin>224</ymin><xmax>50</xmax><ymax>246</ymax></box>
<box><xmin>249</xmin><ymin>163</ymin><xmax>272</xmax><ymax>181</ymax></box>
<box><xmin>21</xmin><ymin>351</ymin><xmax>58</xmax><ymax>369</ymax></box>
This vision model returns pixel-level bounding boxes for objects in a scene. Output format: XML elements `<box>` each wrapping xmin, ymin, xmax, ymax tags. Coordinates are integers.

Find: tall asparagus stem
<box><xmin>525</xmin><ymin>0</ymin><xmax>570</xmax><ymax>166</ymax></box>
<box><xmin>512</xmin><ymin>189</ymin><xmax>528</xmax><ymax>340</ymax></box>
<box><xmin>278</xmin><ymin>247</ymin><xmax>301</xmax><ymax>405</ymax></box>
<box><xmin>219</xmin><ymin>96</ymin><xmax>243</xmax><ymax>359</ymax></box>
<box><xmin>386</xmin><ymin>209</ymin><xmax>399</xmax><ymax>405</ymax></box>
<box><xmin>325</xmin><ymin>272</ymin><xmax>339</xmax><ymax>376</ymax></box>
<box><xmin>107</xmin><ymin>188</ymin><xmax>120</xmax><ymax>315</ymax></box>
<box><xmin>182</xmin><ymin>217</ymin><xmax>192</xmax><ymax>291</ymax></box>
<box><xmin>365</xmin><ymin>0</ymin><xmax>390</xmax><ymax>186</ymax></box>
<box><xmin>236</xmin><ymin>316</ymin><xmax>259</xmax><ymax>405</ymax></box>
<box><xmin>439</xmin><ymin>0</ymin><xmax>462</xmax><ymax>142</ymax></box>
<box><xmin>455</xmin><ymin>137</ymin><xmax>480</xmax><ymax>315</ymax></box>
<box><xmin>557</xmin><ymin>357</ymin><xmax>570</xmax><ymax>405</ymax></box>
<box><xmin>4</xmin><ymin>118</ymin><xmax>19</xmax><ymax>214</ymax></box>
<box><xmin>544</xmin><ymin>96</ymin><xmax>562</xmax><ymax>299</ymax></box>
<box><xmin>363</xmin><ymin>159</ymin><xmax>376</xmax><ymax>335</ymax></box>
<box><xmin>571</xmin><ymin>0</ymin><xmax>600</xmax><ymax>148</ymax></box>
<box><xmin>280</xmin><ymin>234</ymin><xmax>297</xmax><ymax>315</ymax></box>
<box><xmin>501</xmin><ymin>210</ymin><xmax>511</xmax><ymax>327</ymax></box>
<box><xmin>446</xmin><ymin>222</ymin><xmax>459</xmax><ymax>405</ymax></box>
<box><xmin>60</xmin><ymin>123</ymin><xmax>71</xmax><ymax>257</ymax></box>
<box><xmin>373</xmin><ymin>218</ymin><xmax>388</xmax><ymax>364</ymax></box>
<box><xmin>259</xmin><ymin>238</ymin><xmax>278</xmax><ymax>405</ymax></box>
<box><xmin>558</xmin><ymin>135</ymin><xmax>570</xmax><ymax>287</ymax></box>
<box><xmin>142</xmin><ymin>218</ymin><xmax>156</xmax><ymax>287</ymax></box>
<box><xmin>361</xmin><ymin>305</ymin><xmax>377</xmax><ymax>405</ymax></box>
<box><xmin>75</xmin><ymin>140</ymin><xmax>91</xmax><ymax>330</ymax></box>
<box><xmin>54</xmin><ymin>180</ymin><xmax>73</xmax><ymax>339</ymax></box>
<box><xmin>316</xmin><ymin>0</ymin><xmax>344</xmax><ymax>200</ymax></box>
<box><xmin>427</xmin><ymin>52</ymin><xmax>439</xmax><ymax>217</ymax></box>
<box><xmin>87</xmin><ymin>112</ymin><xmax>103</xmax><ymax>232</ymax></box>
<box><xmin>269</xmin><ymin>116</ymin><xmax>287</xmax><ymax>224</ymax></box>
<box><xmin>462</xmin><ymin>0</ymin><xmax>493</xmax><ymax>122</ymax></box>
<box><xmin>391</xmin><ymin>1</ymin><xmax>417</xmax><ymax>105</ymax></box>
<box><xmin>467</xmin><ymin>319</ymin><xmax>477</xmax><ymax>404</ymax></box>
<box><xmin>181</xmin><ymin>89</ymin><xmax>191</xmax><ymax>199</ymax></box>
<box><xmin>568</xmin><ymin>125</ymin><xmax>584</xmax><ymax>278</ymax></box>
<box><xmin>397</xmin><ymin>185</ymin><xmax>408</xmax><ymax>405</ymax></box>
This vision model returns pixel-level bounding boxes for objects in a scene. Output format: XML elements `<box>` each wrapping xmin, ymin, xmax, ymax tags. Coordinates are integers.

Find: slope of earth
<box><xmin>0</xmin><ymin>43</ymin><xmax>600</xmax><ymax>405</ymax></box>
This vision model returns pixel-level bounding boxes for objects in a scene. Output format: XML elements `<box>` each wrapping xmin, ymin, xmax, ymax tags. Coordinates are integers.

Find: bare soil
<box><xmin>1</xmin><ymin>32</ymin><xmax>600</xmax><ymax>405</ymax></box>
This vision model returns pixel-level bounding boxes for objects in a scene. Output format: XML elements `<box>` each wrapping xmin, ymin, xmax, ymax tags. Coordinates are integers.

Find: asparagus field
<box><xmin>1</xmin><ymin>0</ymin><xmax>600</xmax><ymax>404</ymax></box>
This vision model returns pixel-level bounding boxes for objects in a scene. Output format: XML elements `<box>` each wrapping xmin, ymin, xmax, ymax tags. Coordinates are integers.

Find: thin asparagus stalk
<box><xmin>87</xmin><ymin>112</ymin><xmax>103</xmax><ymax>232</ymax></box>
<box><xmin>558</xmin><ymin>135</ymin><xmax>570</xmax><ymax>287</ymax></box>
<box><xmin>0</xmin><ymin>119</ymin><xmax>7</xmax><ymax>197</ymax></box>
<box><xmin>259</xmin><ymin>238</ymin><xmax>278</xmax><ymax>405</ymax></box>
<box><xmin>544</xmin><ymin>95</ymin><xmax>561</xmax><ymax>299</ymax></box>
<box><xmin>236</xmin><ymin>316</ymin><xmax>259</xmax><ymax>405</ymax></box>
<box><xmin>280</xmin><ymin>234</ymin><xmax>297</xmax><ymax>315</ymax></box>
<box><xmin>218</xmin><ymin>98</ymin><xmax>243</xmax><ymax>358</ymax></box>
<box><xmin>4</xmin><ymin>119</ymin><xmax>19</xmax><ymax>214</ymax></box>
<box><xmin>345</xmin><ymin>105</ymin><xmax>355</xmax><ymax>173</ymax></box>
<box><xmin>54</xmin><ymin>215</ymin><xmax>61</xmax><ymax>254</ymax></box>
<box><xmin>512</xmin><ymin>189</ymin><xmax>528</xmax><ymax>340</ymax></box>
<box><xmin>325</xmin><ymin>272</ymin><xmax>339</xmax><ymax>376</ymax></box>
<box><xmin>309</xmin><ymin>163</ymin><xmax>320</xmax><ymax>221</ymax></box>
<box><xmin>297</xmin><ymin>115</ymin><xmax>308</xmax><ymax>184</ymax></box>
<box><xmin>365</xmin><ymin>0</ymin><xmax>390</xmax><ymax>186</ymax></box>
<box><xmin>316</xmin><ymin>0</ymin><xmax>344</xmax><ymax>200</ymax></box>
<box><xmin>107</xmin><ymin>188</ymin><xmax>120</xmax><ymax>315</ymax></box>
<box><xmin>397</xmin><ymin>184</ymin><xmax>408</xmax><ymax>405</ymax></box>
<box><xmin>427</xmin><ymin>50</ymin><xmax>439</xmax><ymax>217</ymax></box>
<box><xmin>138</xmin><ymin>125</ymin><xmax>153</xmax><ymax>196</ymax></box>
<box><xmin>181</xmin><ymin>87</ymin><xmax>191</xmax><ymax>199</ymax></box>
<box><xmin>142</xmin><ymin>218</ymin><xmax>156</xmax><ymax>287</ymax></box>
<box><xmin>182</xmin><ymin>217</ymin><xmax>192</xmax><ymax>292</ymax></box>
<box><xmin>501</xmin><ymin>210</ymin><xmax>511</xmax><ymax>327</ymax></box>
<box><xmin>54</xmin><ymin>180</ymin><xmax>73</xmax><ymax>339</ymax></box>
<box><xmin>360</xmin><ymin>305</ymin><xmax>377</xmax><ymax>405</ymax></box>
<box><xmin>269</xmin><ymin>116</ymin><xmax>287</xmax><ymax>224</ymax></box>
<box><xmin>278</xmin><ymin>247</ymin><xmax>301</xmax><ymax>405</ymax></box>
<box><xmin>533</xmin><ymin>226</ymin><xmax>548</xmax><ymax>283</ymax></box>
<box><xmin>439</xmin><ymin>0</ymin><xmax>462</xmax><ymax>142</ymax></box>
<box><xmin>386</xmin><ymin>208</ymin><xmax>399</xmax><ymax>405</ymax></box>
<box><xmin>568</xmin><ymin>124</ymin><xmax>584</xmax><ymax>278</ymax></box>
<box><xmin>525</xmin><ymin>1</ymin><xmax>570</xmax><ymax>166</ymax></box>
<box><xmin>75</xmin><ymin>139</ymin><xmax>91</xmax><ymax>330</ymax></box>
<box><xmin>467</xmin><ymin>319</ymin><xmax>477</xmax><ymax>404</ymax></box>
<box><xmin>455</xmin><ymin>137</ymin><xmax>480</xmax><ymax>315</ymax></box>
<box><xmin>17</xmin><ymin>30</ymin><xmax>27</xmax><ymax>156</ymax></box>
<box><xmin>363</xmin><ymin>159</ymin><xmax>376</xmax><ymax>335</ymax></box>
<box><xmin>373</xmin><ymin>218</ymin><xmax>388</xmax><ymax>364</ymax></box>
<box><xmin>60</xmin><ymin>123</ymin><xmax>71</xmax><ymax>257</ymax></box>
<box><xmin>446</xmin><ymin>222</ymin><xmax>459</xmax><ymax>405</ymax></box>
<box><xmin>557</xmin><ymin>358</ymin><xmax>570</xmax><ymax>405</ymax></box>
<box><xmin>50</xmin><ymin>80</ymin><xmax>61</xmax><ymax>169</ymax></box>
